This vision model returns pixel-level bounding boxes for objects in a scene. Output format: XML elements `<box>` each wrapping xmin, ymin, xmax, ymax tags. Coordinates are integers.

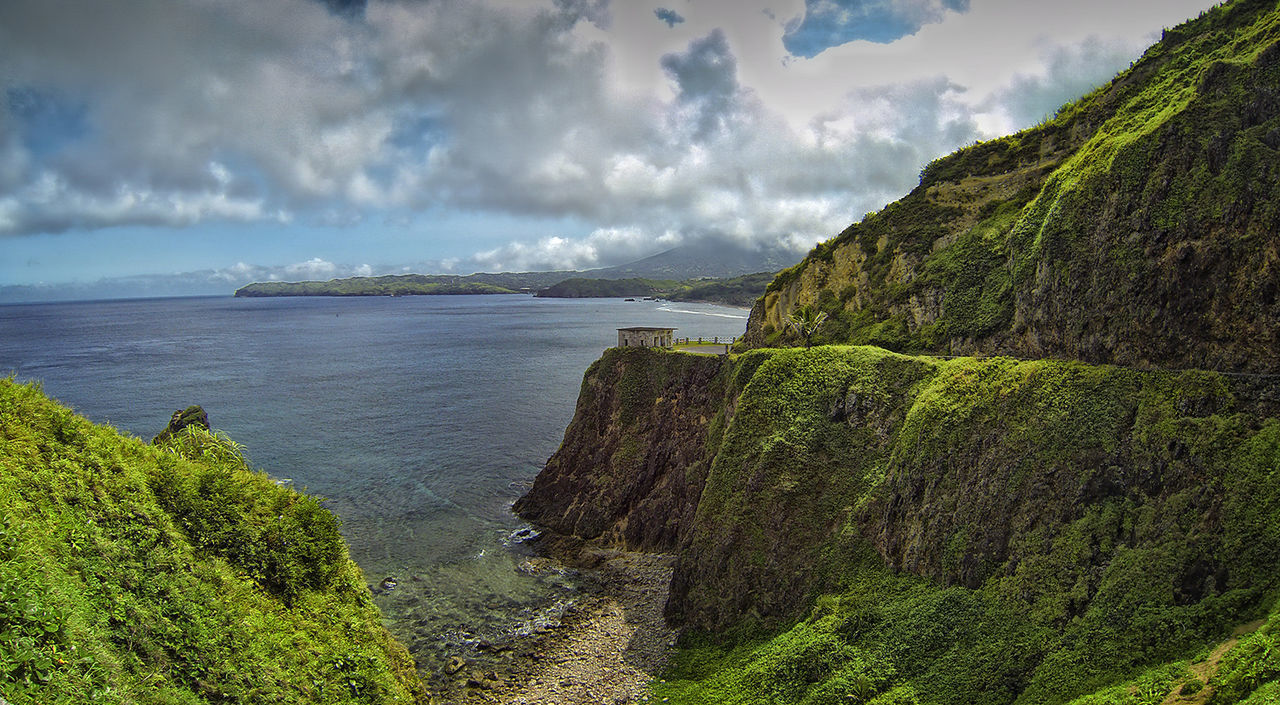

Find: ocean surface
<box><xmin>0</xmin><ymin>293</ymin><xmax>748</xmax><ymax>671</ymax></box>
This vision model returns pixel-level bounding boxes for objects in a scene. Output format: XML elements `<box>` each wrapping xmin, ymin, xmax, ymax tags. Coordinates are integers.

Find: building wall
<box><xmin>618</xmin><ymin>329</ymin><xmax>674</xmax><ymax>348</ymax></box>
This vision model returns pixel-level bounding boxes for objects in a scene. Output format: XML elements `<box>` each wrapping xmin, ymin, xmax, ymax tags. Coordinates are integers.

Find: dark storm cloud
<box><xmin>661</xmin><ymin>30</ymin><xmax>741</xmax><ymax>140</ymax></box>
<box><xmin>783</xmin><ymin>0</ymin><xmax>971</xmax><ymax>57</ymax></box>
<box><xmin>655</xmin><ymin>8</ymin><xmax>685</xmax><ymax>27</ymax></box>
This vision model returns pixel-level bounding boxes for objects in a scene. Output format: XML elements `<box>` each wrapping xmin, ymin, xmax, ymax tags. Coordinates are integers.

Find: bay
<box><xmin>0</xmin><ymin>293</ymin><xmax>748</xmax><ymax>671</ymax></box>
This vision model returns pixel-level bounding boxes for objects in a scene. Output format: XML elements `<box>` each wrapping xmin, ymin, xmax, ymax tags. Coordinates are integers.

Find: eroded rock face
<box><xmin>152</xmin><ymin>405</ymin><xmax>210</xmax><ymax>445</ymax></box>
<box><xmin>513</xmin><ymin>348</ymin><xmax>730</xmax><ymax>553</ymax></box>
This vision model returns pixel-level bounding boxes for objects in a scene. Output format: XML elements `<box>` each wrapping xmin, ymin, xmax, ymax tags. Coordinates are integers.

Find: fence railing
<box><xmin>675</xmin><ymin>336</ymin><xmax>738</xmax><ymax>345</ymax></box>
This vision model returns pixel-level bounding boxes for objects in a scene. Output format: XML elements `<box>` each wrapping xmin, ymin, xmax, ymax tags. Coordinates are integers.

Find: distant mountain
<box><xmin>591</xmin><ymin>239</ymin><xmax>800</xmax><ymax>280</ymax></box>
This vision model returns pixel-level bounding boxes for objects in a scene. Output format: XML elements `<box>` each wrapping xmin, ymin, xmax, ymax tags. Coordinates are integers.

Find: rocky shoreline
<box><xmin>426</xmin><ymin>535</ymin><xmax>679</xmax><ymax>704</ymax></box>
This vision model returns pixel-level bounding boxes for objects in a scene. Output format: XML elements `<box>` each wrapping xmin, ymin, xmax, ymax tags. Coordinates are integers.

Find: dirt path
<box><xmin>428</xmin><ymin>546</ymin><xmax>678</xmax><ymax>705</ymax></box>
<box><xmin>1157</xmin><ymin>619</ymin><xmax>1266</xmax><ymax>705</ymax></box>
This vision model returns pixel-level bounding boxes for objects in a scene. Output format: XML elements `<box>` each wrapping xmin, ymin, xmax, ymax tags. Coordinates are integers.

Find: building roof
<box><xmin>617</xmin><ymin>327</ymin><xmax>677</xmax><ymax>332</ymax></box>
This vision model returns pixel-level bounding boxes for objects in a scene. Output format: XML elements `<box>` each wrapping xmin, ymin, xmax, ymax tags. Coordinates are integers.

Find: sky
<box><xmin>0</xmin><ymin>0</ymin><xmax>1220</xmax><ymax>300</ymax></box>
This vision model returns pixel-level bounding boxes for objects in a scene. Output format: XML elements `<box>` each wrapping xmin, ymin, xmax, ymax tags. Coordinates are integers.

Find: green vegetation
<box><xmin>784</xmin><ymin>306</ymin><xmax>829</xmax><ymax>348</ymax></box>
<box><xmin>651</xmin><ymin>345</ymin><xmax>1280</xmax><ymax>704</ymax></box>
<box><xmin>0</xmin><ymin>378</ymin><xmax>425</xmax><ymax>704</ymax></box>
<box><xmin>536</xmin><ymin>272</ymin><xmax>774</xmax><ymax>307</ymax></box>
<box><xmin>673</xmin><ymin>273</ymin><xmax>777</xmax><ymax>307</ymax></box>
<box><xmin>516</xmin><ymin>4</ymin><xmax>1280</xmax><ymax>704</ymax></box>
<box><xmin>535</xmin><ymin>277</ymin><xmax>682</xmax><ymax>299</ymax></box>
<box><xmin>234</xmin><ymin>274</ymin><xmax>521</xmax><ymax>297</ymax></box>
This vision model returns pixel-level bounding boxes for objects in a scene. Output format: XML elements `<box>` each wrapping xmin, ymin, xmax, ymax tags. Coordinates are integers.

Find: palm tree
<box><xmin>785</xmin><ymin>305</ymin><xmax>828</xmax><ymax>348</ymax></box>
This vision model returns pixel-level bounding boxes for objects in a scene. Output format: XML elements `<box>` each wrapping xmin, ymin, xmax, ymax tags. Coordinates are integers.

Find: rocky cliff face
<box><xmin>745</xmin><ymin>1</ymin><xmax>1280</xmax><ymax>374</ymax></box>
<box><xmin>514</xmin><ymin>348</ymin><xmax>730</xmax><ymax>552</ymax></box>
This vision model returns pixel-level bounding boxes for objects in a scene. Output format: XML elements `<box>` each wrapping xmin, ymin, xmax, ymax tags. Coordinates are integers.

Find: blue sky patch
<box><xmin>784</xmin><ymin>0</ymin><xmax>970</xmax><ymax>58</ymax></box>
<box><xmin>7</xmin><ymin>87</ymin><xmax>90</xmax><ymax>157</ymax></box>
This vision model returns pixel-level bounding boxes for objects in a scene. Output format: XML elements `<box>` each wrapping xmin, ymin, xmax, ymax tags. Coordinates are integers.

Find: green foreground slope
<box><xmin>0</xmin><ymin>379</ymin><xmax>425</xmax><ymax>704</ymax></box>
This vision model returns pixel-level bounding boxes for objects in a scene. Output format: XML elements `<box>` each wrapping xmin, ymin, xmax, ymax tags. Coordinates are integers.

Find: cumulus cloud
<box><xmin>466</xmin><ymin>226</ymin><xmax>683</xmax><ymax>273</ymax></box>
<box><xmin>661</xmin><ymin>30</ymin><xmax>743</xmax><ymax>140</ymax></box>
<box><xmin>987</xmin><ymin>36</ymin><xmax>1142</xmax><ymax>127</ymax></box>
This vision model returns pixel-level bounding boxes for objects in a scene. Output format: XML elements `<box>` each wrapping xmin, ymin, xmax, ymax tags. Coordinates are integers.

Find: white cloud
<box><xmin>0</xmin><ymin>0</ymin><xmax>1220</xmax><ymax>284</ymax></box>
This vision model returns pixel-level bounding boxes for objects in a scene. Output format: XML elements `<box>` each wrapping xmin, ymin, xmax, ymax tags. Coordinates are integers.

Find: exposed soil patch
<box><xmin>1158</xmin><ymin>619</ymin><xmax>1267</xmax><ymax>705</ymax></box>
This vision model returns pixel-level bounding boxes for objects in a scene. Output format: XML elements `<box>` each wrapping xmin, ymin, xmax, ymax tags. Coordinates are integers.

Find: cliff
<box><xmin>520</xmin><ymin>345</ymin><xmax>1280</xmax><ymax>703</ymax></box>
<box><xmin>0</xmin><ymin>379</ymin><xmax>425</xmax><ymax>704</ymax></box>
<box><xmin>744</xmin><ymin>0</ymin><xmax>1280</xmax><ymax>374</ymax></box>
<box><xmin>513</xmin><ymin>347</ymin><xmax>730</xmax><ymax>552</ymax></box>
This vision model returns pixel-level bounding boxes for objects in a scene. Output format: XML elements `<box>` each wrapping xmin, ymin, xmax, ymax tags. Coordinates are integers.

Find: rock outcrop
<box><xmin>151</xmin><ymin>404</ymin><xmax>210</xmax><ymax>445</ymax></box>
<box><xmin>514</xmin><ymin>348</ymin><xmax>730</xmax><ymax>552</ymax></box>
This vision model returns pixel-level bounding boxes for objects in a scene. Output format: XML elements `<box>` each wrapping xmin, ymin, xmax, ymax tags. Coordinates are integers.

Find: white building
<box><xmin>617</xmin><ymin>327</ymin><xmax>676</xmax><ymax>348</ymax></box>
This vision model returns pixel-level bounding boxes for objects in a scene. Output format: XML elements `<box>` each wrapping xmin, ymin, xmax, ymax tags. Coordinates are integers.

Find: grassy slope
<box><xmin>749</xmin><ymin>0</ymin><xmax>1280</xmax><ymax>372</ymax></box>
<box><xmin>0</xmin><ymin>379</ymin><xmax>425</xmax><ymax>704</ymax></box>
<box><xmin>653</xmin><ymin>345</ymin><xmax>1280</xmax><ymax>705</ymax></box>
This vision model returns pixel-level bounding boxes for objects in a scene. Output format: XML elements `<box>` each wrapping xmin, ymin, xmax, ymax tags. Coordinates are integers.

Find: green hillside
<box><xmin>747</xmin><ymin>0</ymin><xmax>1280</xmax><ymax>374</ymax></box>
<box><xmin>520</xmin><ymin>344</ymin><xmax>1280</xmax><ymax>704</ymax></box>
<box><xmin>233</xmin><ymin>274</ymin><xmax>520</xmax><ymax>297</ymax></box>
<box><xmin>0</xmin><ymin>379</ymin><xmax>425</xmax><ymax>704</ymax></box>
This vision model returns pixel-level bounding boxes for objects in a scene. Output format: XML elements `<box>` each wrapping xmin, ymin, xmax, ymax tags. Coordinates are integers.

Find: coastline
<box><xmin>429</xmin><ymin>535</ymin><xmax>679</xmax><ymax>704</ymax></box>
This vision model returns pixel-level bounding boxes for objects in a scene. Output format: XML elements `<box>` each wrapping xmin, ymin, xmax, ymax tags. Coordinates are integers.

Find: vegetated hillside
<box><xmin>518</xmin><ymin>346</ymin><xmax>1280</xmax><ymax>704</ymax></box>
<box><xmin>234</xmin><ymin>274</ymin><xmax>521</xmax><ymax>297</ymax></box>
<box><xmin>233</xmin><ymin>239</ymin><xmax>796</xmax><ymax>300</ymax></box>
<box><xmin>671</xmin><ymin>273</ymin><xmax>776</xmax><ymax>307</ymax></box>
<box><xmin>0</xmin><ymin>379</ymin><xmax>425</xmax><ymax>704</ymax></box>
<box><xmin>535</xmin><ymin>277</ymin><xmax>681</xmax><ymax>298</ymax></box>
<box><xmin>534</xmin><ymin>272</ymin><xmax>774</xmax><ymax>307</ymax></box>
<box><xmin>746</xmin><ymin>0</ymin><xmax>1280</xmax><ymax>374</ymax></box>
<box><xmin>596</xmin><ymin>240</ymin><xmax>799</xmax><ymax>280</ymax></box>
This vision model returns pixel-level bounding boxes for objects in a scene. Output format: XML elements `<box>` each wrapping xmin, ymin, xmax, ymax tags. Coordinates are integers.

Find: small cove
<box><xmin>0</xmin><ymin>293</ymin><xmax>749</xmax><ymax>680</ymax></box>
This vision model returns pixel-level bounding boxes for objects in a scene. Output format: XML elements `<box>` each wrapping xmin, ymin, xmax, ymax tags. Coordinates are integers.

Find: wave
<box><xmin>656</xmin><ymin>305</ymin><xmax>748</xmax><ymax>320</ymax></box>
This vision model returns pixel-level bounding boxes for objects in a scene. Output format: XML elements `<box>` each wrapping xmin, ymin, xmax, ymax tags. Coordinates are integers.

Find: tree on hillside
<box><xmin>785</xmin><ymin>305</ymin><xmax>828</xmax><ymax>348</ymax></box>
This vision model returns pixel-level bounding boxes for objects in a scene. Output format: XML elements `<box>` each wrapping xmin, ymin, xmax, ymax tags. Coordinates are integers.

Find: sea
<box><xmin>0</xmin><ymin>293</ymin><xmax>748</xmax><ymax>673</ymax></box>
